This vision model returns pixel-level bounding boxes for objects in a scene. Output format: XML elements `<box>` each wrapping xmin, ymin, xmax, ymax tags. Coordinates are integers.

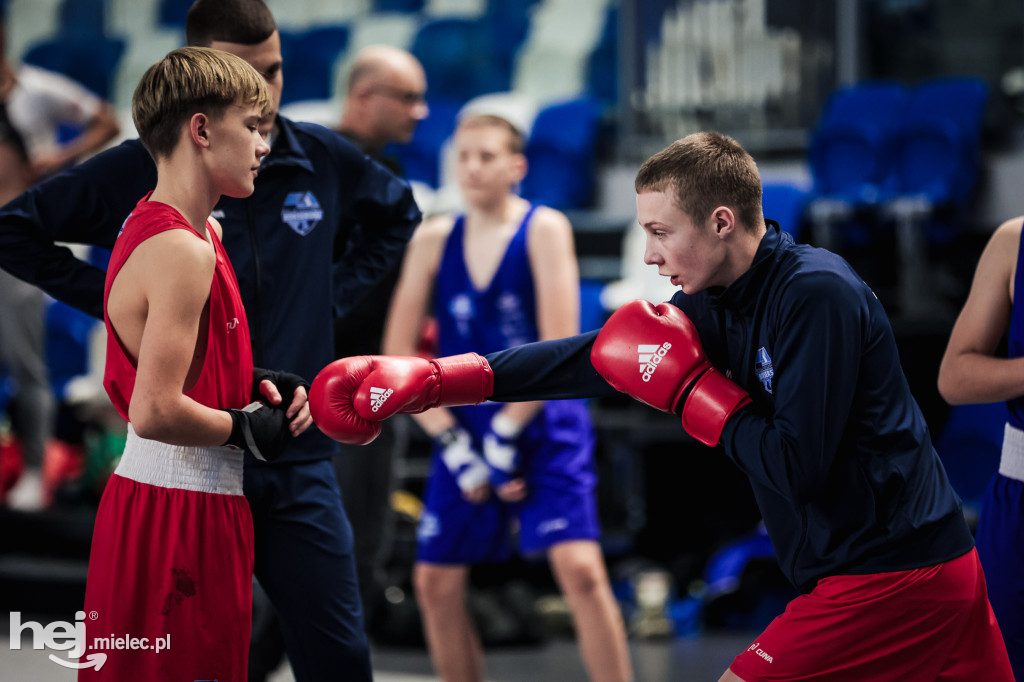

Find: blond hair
<box><xmin>635</xmin><ymin>132</ymin><xmax>763</xmax><ymax>231</ymax></box>
<box><xmin>132</xmin><ymin>46</ymin><xmax>272</xmax><ymax>160</ymax></box>
<box><xmin>456</xmin><ymin>114</ymin><xmax>525</xmax><ymax>155</ymax></box>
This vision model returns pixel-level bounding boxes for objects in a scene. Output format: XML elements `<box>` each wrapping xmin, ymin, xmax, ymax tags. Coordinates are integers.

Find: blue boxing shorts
<box><xmin>974</xmin><ymin>423</ymin><xmax>1024</xmax><ymax>678</ymax></box>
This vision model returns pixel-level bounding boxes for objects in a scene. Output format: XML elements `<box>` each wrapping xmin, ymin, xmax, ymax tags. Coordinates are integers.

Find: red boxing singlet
<box><xmin>82</xmin><ymin>195</ymin><xmax>257</xmax><ymax>682</ymax></box>
<box><xmin>103</xmin><ymin>194</ymin><xmax>253</xmax><ymax>418</ymax></box>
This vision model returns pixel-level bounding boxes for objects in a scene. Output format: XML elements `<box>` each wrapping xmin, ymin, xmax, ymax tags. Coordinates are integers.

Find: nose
<box><xmin>643</xmin><ymin>234</ymin><xmax>661</xmax><ymax>265</ymax></box>
<box><xmin>256</xmin><ymin>137</ymin><xmax>271</xmax><ymax>159</ymax></box>
<box><xmin>413</xmin><ymin>100</ymin><xmax>429</xmax><ymax>121</ymax></box>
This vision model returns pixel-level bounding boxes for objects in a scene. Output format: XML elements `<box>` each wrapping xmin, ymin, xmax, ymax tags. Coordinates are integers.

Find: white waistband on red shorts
<box><xmin>1000</xmin><ymin>422</ymin><xmax>1024</xmax><ymax>483</ymax></box>
<box><xmin>114</xmin><ymin>424</ymin><xmax>245</xmax><ymax>495</ymax></box>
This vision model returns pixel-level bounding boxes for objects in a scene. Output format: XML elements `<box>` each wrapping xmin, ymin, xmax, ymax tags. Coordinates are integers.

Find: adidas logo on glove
<box><xmin>369</xmin><ymin>386</ymin><xmax>393</xmax><ymax>413</ymax></box>
<box><xmin>638</xmin><ymin>343</ymin><xmax>672</xmax><ymax>382</ymax></box>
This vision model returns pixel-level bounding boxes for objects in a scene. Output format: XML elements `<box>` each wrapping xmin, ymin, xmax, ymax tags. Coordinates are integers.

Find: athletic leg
<box><xmin>414</xmin><ymin>562</ymin><xmax>483</xmax><ymax>682</ymax></box>
<box><xmin>548</xmin><ymin>540</ymin><xmax>633</xmax><ymax>682</ymax></box>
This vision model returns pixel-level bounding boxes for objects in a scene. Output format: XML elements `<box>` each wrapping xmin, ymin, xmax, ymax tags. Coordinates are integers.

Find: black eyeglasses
<box><xmin>370</xmin><ymin>85</ymin><xmax>427</xmax><ymax>106</ymax></box>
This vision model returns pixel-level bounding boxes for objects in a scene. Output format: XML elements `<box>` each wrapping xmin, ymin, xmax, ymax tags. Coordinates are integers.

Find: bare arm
<box><xmin>120</xmin><ymin>230</ymin><xmax>234</xmax><ymax>445</ymax></box>
<box><xmin>938</xmin><ymin>217</ymin><xmax>1024</xmax><ymax>404</ymax></box>
<box><xmin>31</xmin><ymin>103</ymin><xmax>121</xmax><ymax>179</ymax></box>
<box><xmin>382</xmin><ymin>215</ymin><xmax>457</xmax><ymax>437</ymax></box>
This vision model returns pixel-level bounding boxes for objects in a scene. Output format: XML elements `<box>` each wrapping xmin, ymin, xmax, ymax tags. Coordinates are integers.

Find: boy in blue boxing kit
<box><xmin>313</xmin><ymin>131</ymin><xmax>1013</xmax><ymax>682</ymax></box>
<box><xmin>381</xmin><ymin>113</ymin><xmax>633</xmax><ymax>682</ymax></box>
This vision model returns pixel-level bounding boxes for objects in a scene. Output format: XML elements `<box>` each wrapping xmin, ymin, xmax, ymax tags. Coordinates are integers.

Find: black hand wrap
<box><xmin>252</xmin><ymin>367</ymin><xmax>310</xmax><ymax>403</ymax></box>
<box><xmin>225</xmin><ymin>404</ymin><xmax>291</xmax><ymax>462</ymax></box>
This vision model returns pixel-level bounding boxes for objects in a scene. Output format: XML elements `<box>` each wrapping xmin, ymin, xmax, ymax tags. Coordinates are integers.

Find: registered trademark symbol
<box><xmin>89</xmin><ymin>611</ymin><xmax>99</xmax><ymax>620</ymax></box>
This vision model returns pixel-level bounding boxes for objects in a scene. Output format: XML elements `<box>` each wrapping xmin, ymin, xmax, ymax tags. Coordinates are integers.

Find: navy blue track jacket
<box><xmin>0</xmin><ymin>115</ymin><xmax>421</xmax><ymax>463</ymax></box>
<box><xmin>485</xmin><ymin>222</ymin><xmax>974</xmax><ymax>592</ymax></box>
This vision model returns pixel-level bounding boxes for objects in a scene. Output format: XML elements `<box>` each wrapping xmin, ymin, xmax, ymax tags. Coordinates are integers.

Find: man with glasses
<box><xmin>334</xmin><ymin>44</ymin><xmax>429</xmax><ymax>635</ymax></box>
<box><xmin>337</xmin><ymin>45</ymin><xmax>428</xmax><ymax>175</ymax></box>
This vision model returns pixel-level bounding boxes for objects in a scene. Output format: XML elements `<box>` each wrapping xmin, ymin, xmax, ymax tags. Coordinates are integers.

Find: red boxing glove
<box><xmin>309</xmin><ymin>353</ymin><xmax>494</xmax><ymax>445</ymax></box>
<box><xmin>591</xmin><ymin>299</ymin><xmax>751</xmax><ymax>446</ymax></box>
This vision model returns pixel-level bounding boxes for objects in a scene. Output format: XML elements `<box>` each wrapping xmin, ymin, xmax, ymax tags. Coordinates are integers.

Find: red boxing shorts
<box><xmin>79</xmin><ymin>426</ymin><xmax>254</xmax><ymax>681</ymax></box>
<box><xmin>729</xmin><ymin>548</ymin><xmax>1013</xmax><ymax>681</ymax></box>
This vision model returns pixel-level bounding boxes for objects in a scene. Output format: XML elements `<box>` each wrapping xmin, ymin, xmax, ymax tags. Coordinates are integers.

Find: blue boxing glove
<box><xmin>482</xmin><ymin>413</ymin><xmax>524</xmax><ymax>489</ymax></box>
<box><xmin>436</xmin><ymin>426</ymin><xmax>491</xmax><ymax>500</ymax></box>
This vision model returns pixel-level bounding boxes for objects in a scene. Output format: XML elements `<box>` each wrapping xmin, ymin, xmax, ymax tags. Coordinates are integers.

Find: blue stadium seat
<box><xmin>374</xmin><ymin>0</ymin><xmax>425</xmax><ymax>11</ymax></box>
<box><xmin>22</xmin><ymin>35</ymin><xmax>126</xmax><ymax>100</ymax></box>
<box><xmin>761</xmin><ymin>182</ymin><xmax>809</xmax><ymax>241</ymax></box>
<box><xmin>388</xmin><ymin>98</ymin><xmax>461</xmax><ymax>188</ymax></box>
<box><xmin>278</xmin><ymin>26</ymin><xmax>350</xmax><ymax>105</ymax></box>
<box><xmin>411</xmin><ymin>18</ymin><xmax>510</xmax><ymax>104</ymax></box>
<box><xmin>483</xmin><ymin>0</ymin><xmax>534</xmax><ymax>76</ymax></box>
<box><xmin>586</xmin><ymin>4</ymin><xmax>618</xmax><ymax>111</ymax></box>
<box><xmin>893</xmin><ymin>76</ymin><xmax>988</xmax><ymax>210</ymax></box>
<box><xmin>58</xmin><ymin>0</ymin><xmax>106</xmax><ymax>36</ymax></box>
<box><xmin>808</xmin><ymin>81</ymin><xmax>909</xmax><ymax>205</ymax></box>
<box><xmin>520</xmin><ymin>97</ymin><xmax>600</xmax><ymax>210</ymax></box>
<box><xmin>934</xmin><ymin>402</ymin><xmax>1004</xmax><ymax>513</ymax></box>
<box><xmin>158</xmin><ymin>0</ymin><xmax>193</xmax><ymax>28</ymax></box>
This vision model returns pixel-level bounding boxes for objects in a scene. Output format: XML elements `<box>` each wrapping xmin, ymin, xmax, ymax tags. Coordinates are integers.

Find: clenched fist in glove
<box><xmin>309</xmin><ymin>353</ymin><xmax>494</xmax><ymax>445</ymax></box>
<box><xmin>591</xmin><ymin>300</ymin><xmax>751</xmax><ymax>446</ymax></box>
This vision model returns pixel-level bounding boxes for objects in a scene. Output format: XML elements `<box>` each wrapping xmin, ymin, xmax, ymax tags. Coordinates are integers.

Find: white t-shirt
<box><xmin>5</xmin><ymin>64</ymin><xmax>102</xmax><ymax>160</ymax></box>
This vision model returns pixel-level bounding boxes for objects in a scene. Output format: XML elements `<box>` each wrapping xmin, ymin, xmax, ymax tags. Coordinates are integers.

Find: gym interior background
<box><xmin>2</xmin><ymin>0</ymin><xmax>1024</xmax><ymax>679</ymax></box>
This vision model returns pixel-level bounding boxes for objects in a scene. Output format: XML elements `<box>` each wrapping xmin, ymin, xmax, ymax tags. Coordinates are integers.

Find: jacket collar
<box><xmin>260</xmin><ymin>115</ymin><xmax>315</xmax><ymax>174</ymax></box>
<box><xmin>707</xmin><ymin>220</ymin><xmax>787</xmax><ymax>312</ymax></box>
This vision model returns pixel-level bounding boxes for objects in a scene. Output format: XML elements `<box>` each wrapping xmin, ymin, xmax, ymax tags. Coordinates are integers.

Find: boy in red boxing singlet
<box><xmin>81</xmin><ymin>47</ymin><xmax>310</xmax><ymax>681</ymax></box>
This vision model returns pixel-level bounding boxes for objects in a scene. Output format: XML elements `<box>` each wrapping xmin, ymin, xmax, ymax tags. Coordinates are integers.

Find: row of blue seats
<box><xmin>17</xmin><ymin>1</ymin><xmax>619</xmax><ymax>110</ymax></box>
<box><xmin>392</xmin><ymin>95</ymin><xmax>602</xmax><ymax>209</ymax></box>
<box><xmin>809</xmin><ymin>76</ymin><xmax>988</xmax><ymax>211</ymax></box>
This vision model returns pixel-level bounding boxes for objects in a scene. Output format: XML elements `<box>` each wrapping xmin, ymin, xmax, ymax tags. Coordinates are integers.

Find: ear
<box><xmin>511</xmin><ymin>153</ymin><xmax>528</xmax><ymax>184</ymax></box>
<box><xmin>351</xmin><ymin>81</ymin><xmax>374</xmax><ymax>102</ymax></box>
<box><xmin>711</xmin><ymin>206</ymin><xmax>736</xmax><ymax>238</ymax></box>
<box><xmin>189</xmin><ymin>112</ymin><xmax>211</xmax><ymax>149</ymax></box>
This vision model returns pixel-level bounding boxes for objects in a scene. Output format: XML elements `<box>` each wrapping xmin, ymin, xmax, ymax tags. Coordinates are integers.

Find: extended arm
<box><xmin>0</xmin><ymin>140</ymin><xmax>156</xmax><ymax>318</ymax></box>
<box><xmin>30</xmin><ymin>102</ymin><xmax>121</xmax><ymax>179</ymax></box>
<box><xmin>938</xmin><ymin>217</ymin><xmax>1024</xmax><ymax>404</ymax></box>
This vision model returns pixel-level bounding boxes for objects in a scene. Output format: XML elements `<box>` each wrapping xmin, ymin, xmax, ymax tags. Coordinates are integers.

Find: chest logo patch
<box><xmin>755</xmin><ymin>347</ymin><xmax>774</xmax><ymax>394</ymax></box>
<box><xmin>281</xmin><ymin>191</ymin><xmax>323</xmax><ymax>236</ymax></box>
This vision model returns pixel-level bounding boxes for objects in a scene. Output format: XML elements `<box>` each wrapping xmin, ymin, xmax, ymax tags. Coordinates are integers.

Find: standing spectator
<box><xmin>334</xmin><ymin>44</ymin><xmax>430</xmax><ymax>631</ymax></box>
<box><xmin>382</xmin><ymin>113</ymin><xmax>634</xmax><ymax>682</ymax></box>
